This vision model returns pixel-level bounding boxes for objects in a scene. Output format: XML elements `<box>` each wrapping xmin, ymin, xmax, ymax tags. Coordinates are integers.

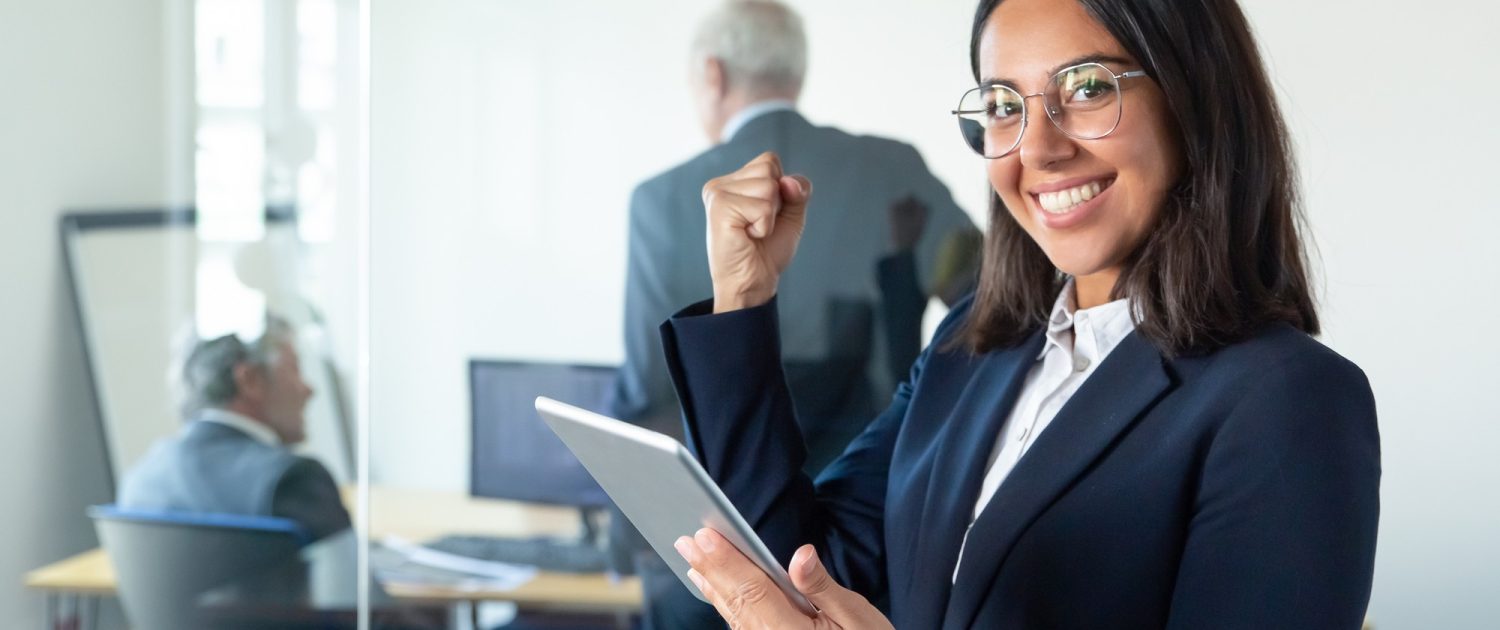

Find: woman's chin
<box><xmin>1040</xmin><ymin>251</ymin><xmax>1109</xmax><ymax>280</ymax></box>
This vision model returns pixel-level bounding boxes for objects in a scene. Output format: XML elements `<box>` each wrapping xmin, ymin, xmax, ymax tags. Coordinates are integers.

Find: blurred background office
<box><xmin>2</xmin><ymin>0</ymin><xmax>1498</xmax><ymax>628</ymax></box>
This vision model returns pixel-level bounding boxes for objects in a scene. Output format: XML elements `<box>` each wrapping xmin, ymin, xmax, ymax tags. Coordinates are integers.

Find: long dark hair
<box><xmin>961</xmin><ymin>0</ymin><xmax>1317</xmax><ymax>357</ymax></box>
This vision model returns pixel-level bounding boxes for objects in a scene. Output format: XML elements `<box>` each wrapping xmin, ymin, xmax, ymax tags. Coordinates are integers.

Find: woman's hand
<box><xmin>701</xmin><ymin>151</ymin><xmax>813</xmax><ymax>313</ymax></box>
<box><xmin>675</xmin><ymin>528</ymin><xmax>894</xmax><ymax>630</ymax></box>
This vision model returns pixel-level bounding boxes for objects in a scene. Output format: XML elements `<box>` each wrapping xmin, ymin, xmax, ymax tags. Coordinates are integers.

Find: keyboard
<box><xmin>424</xmin><ymin>535</ymin><xmax>611</xmax><ymax>573</ymax></box>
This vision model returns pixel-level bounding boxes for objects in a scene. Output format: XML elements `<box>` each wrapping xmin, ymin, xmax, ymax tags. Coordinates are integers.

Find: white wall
<box><xmin>369</xmin><ymin>0</ymin><xmax>1499</xmax><ymax>627</ymax></box>
<box><xmin>0</xmin><ymin>0</ymin><xmax>170</xmax><ymax>625</ymax></box>
<box><xmin>1243</xmin><ymin>1</ymin><xmax>1500</xmax><ymax>627</ymax></box>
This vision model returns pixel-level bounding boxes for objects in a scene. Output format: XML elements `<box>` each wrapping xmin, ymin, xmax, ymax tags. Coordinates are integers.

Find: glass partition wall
<box><xmin>56</xmin><ymin>0</ymin><xmax>368</xmax><ymax>627</ymax></box>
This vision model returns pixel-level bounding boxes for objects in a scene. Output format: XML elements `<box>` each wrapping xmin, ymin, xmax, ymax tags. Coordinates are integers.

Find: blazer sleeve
<box><xmin>271</xmin><ymin>457</ymin><xmax>352</xmax><ymax>542</ymax></box>
<box><xmin>661</xmin><ymin>296</ymin><xmax>932</xmax><ymax>600</ymax></box>
<box><xmin>1166</xmin><ymin>349</ymin><xmax>1381</xmax><ymax>629</ymax></box>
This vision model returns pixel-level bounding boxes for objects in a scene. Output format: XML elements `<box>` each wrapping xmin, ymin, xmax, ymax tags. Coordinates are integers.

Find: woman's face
<box><xmin>980</xmin><ymin>0</ymin><xmax>1183</xmax><ymax>285</ymax></box>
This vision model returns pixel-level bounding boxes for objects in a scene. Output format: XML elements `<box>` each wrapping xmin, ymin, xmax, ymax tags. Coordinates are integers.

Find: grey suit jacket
<box><xmin>612</xmin><ymin>109</ymin><xmax>978</xmax><ymax>474</ymax></box>
<box><xmin>119</xmin><ymin>419</ymin><xmax>351</xmax><ymax>541</ymax></box>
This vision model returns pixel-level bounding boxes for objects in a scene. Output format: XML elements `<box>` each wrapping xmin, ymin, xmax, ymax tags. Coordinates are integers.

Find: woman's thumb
<box><xmin>790</xmin><ymin>544</ymin><xmax>842</xmax><ymax>600</ymax></box>
<box><xmin>791</xmin><ymin>545</ymin><xmax>893</xmax><ymax>628</ymax></box>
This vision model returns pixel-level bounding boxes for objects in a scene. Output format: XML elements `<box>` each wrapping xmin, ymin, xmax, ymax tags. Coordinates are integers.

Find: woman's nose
<box><xmin>1017</xmin><ymin>101</ymin><xmax>1077</xmax><ymax>170</ymax></box>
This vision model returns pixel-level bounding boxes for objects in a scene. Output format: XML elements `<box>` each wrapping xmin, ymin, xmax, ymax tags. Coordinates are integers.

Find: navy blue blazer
<box><xmin>660</xmin><ymin>295</ymin><xmax>1380</xmax><ymax>629</ymax></box>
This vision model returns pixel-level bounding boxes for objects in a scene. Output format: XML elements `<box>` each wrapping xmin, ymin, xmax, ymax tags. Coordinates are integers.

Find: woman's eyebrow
<box><xmin>980</xmin><ymin>53</ymin><xmax>1136</xmax><ymax>89</ymax></box>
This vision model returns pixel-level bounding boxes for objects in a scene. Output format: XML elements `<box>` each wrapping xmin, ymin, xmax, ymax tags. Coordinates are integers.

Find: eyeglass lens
<box><xmin>955</xmin><ymin>63</ymin><xmax>1125</xmax><ymax>158</ymax></box>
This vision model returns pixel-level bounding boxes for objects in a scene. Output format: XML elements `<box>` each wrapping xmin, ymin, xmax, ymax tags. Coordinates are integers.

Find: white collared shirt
<box><xmin>198</xmin><ymin>407</ymin><xmax>282</xmax><ymax>447</ymax></box>
<box><xmin>953</xmin><ymin>279</ymin><xmax>1137</xmax><ymax>581</ymax></box>
<box><xmin>719</xmin><ymin>99</ymin><xmax>796</xmax><ymax>143</ymax></box>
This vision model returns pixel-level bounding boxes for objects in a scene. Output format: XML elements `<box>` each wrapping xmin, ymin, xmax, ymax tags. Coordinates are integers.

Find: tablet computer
<box><xmin>534</xmin><ymin>396</ymin><xmax>817</xmax><ymax>615</ymax></box>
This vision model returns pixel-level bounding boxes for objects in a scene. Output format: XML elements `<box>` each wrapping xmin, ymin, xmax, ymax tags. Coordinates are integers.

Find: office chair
<box><xmin>89</xmin><ymin>505</ymin><xmax>311</xmax><ymax>630</ymax></box>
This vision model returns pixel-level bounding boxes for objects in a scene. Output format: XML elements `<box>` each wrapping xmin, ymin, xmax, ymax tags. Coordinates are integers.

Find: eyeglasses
<box><xmin>952</xmin><ymin>62</ymin><xmax>1148</xmax><ymax>159</ymax></box>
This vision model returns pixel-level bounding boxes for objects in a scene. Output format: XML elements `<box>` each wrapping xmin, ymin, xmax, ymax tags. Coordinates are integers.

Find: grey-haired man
<box><xmin>120</xmin><ymin>316</ymin><xmax>350</xmax><ymax>540</ymax></box>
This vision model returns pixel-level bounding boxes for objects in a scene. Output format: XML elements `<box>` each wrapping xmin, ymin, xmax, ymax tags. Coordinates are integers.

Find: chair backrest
<box><xmin>90</xmin><ymin>505</ymin><xmax>311</xmax><ymax>630</ymax></box>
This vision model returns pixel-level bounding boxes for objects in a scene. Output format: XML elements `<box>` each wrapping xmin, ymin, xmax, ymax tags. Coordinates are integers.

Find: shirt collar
<box><xmin>1040</xmin><ymin>278</ymin><xmax>1137</xmax><ymax>362</ymax></box>
<box><xmin>197</xmin><ymin>408</ymin><xmax>282</xmax><ymax>447</ymax></box>
<box><xmin>720</xmin><ymin>99</ymin><xmax>797</xmax><ymax>143</ymax></box>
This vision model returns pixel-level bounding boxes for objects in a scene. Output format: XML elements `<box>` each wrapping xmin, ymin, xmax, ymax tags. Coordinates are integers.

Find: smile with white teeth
<box><xmin>1037</xmin><ymin>180</ymin><xmax>1107</xmax><ymax>214</ymax></box>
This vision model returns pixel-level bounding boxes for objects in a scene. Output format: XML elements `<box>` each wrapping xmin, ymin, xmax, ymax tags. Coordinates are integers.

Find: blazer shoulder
<box><xmin>1213</xmin><ymin>322</ymin><xmax>1366</xmax><ymax>381</ymax></box>
<box><xmin>276</xmin><ymin>455</ymin><xmax>340</xmax><ymax>491</ymax></box>
<box><xmin>195</xmin><ymin>421</ymin><xmax>301</xmax><ymax>467</ymax></box>
<box><xmin>1185</xmin><ymin>323</ymin><xmax>1373</xmax><ymax>419</ymax></box>
<box><xmin>635</xmin><ymin>142</ymin><xmax>743</xmax><ymax>196</ymax></box>
<box><xmin>821</xmin><ymin>126</ymin><xmax>926</xmax><ymax>167</ymax></box>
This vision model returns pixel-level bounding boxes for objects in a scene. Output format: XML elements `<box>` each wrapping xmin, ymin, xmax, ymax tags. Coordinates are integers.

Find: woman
<box><xmin>667</xmin><ymin>0</ymin><xmax>1380</xmax><ymax>627</ymax></box>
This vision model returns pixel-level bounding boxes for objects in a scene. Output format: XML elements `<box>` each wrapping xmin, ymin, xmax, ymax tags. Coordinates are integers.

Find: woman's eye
<box><xmin>1068</xmin><ymin>80</ymin><xmax>1112</xmax><ymax>102</ymax></box>
<box><xmin>989</xmin><ymin>101</ymin><xmax>1021</xmax><ymax>119</ymax></box>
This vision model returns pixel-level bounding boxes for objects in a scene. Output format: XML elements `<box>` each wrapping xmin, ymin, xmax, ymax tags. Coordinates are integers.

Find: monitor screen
<box><xmin>469</xmin><ymin>360</ymin><xmax>615</xmax><ymax>507</ymax></box>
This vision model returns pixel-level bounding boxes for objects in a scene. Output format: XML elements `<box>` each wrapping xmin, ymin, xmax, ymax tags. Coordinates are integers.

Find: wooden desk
<box><xmin>25</xmin><ymin>486</ymin><xmax>642</xmax><ymax>626</ymax></box>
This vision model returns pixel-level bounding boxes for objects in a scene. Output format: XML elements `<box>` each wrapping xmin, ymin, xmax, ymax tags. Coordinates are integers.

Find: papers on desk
<box><xmin>376</xmin><ymin>535</ymin><xmax>538</xmax><ymax>592</ymax></box>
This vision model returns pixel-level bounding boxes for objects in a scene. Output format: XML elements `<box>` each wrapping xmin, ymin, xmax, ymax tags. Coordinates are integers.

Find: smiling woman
<box><xmin>965</xmin><ymin>0</ymin><xmax>1315</xmax><ymax>352</ymax></box>
<box><xmin>666</xmin><ymin>0</ymin><xmax>1379</xmax><ymax>628</ymax></box>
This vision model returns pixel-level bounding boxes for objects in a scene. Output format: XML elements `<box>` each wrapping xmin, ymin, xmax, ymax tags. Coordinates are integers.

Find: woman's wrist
<box><xmin>713</xmin><ymin>286</ymin><xmax>775</xmax><ymax>314</ymax></box>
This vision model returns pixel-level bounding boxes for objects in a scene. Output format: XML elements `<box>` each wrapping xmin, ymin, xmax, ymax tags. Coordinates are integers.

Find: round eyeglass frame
<box><xmin>951</xmin><ymin>62</ymin><xmax>1149</xmax><ymax>159</ymax></box>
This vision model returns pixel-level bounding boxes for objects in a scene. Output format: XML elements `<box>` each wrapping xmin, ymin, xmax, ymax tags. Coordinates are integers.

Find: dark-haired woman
<box><xmin>667</xmin><ymin>0</ymin><xmax>1380</xmax><ymax>627</ymax></box>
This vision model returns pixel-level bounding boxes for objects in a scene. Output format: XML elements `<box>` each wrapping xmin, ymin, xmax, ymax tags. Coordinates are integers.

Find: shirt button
<box><xmin>1074</xmin><ymin>357</ymin><xmax>1091</xmax><ymax>372</ymax></box>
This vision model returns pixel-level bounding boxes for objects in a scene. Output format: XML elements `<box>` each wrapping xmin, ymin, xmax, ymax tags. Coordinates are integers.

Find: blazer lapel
<box><xmin>899</xmin><ymin>331</ymin><xmax>1044</xmax><ymax>629</ymax></box>
<box><xmin>941</xmin><ymin>331</ymin><xmax>1173</xmax><ymax>629</ymax></box>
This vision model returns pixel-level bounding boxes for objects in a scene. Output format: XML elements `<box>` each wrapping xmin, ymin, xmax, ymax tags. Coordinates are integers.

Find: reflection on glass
<box><xmin>195</xmin><ymin>0</ymin><xmax>265</xmax><ymax>108</ymax></box>
<box><xmin>193</xmin><ymin>244</ymin><xmax>268</xmax><ymax>339</ymax></box>
<box><xmin>195</xmin><ymin>120</ymin><xmax>267</xmax><ymax>240</ymax></box>
<box><xmin>297</xmin><ymin>0</ymin><xmax>337</xmax><ymax>111</ymax></box>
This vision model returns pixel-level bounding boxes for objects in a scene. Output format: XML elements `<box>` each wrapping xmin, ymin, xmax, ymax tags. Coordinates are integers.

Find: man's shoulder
<box><xmin>797</xmin><ymin>119</ymin><xmax>926</xmax><ymax>166</ymax></box>
<box><xmin>118</xmin><ymin>420</ymin><xmax>301</xmax><ymax>514</ymax></box>
<box><xmin>819</xmin><ymin>123</ymin><xmax>918</xmax><ymax>152</ymax></box>
<box><xmin>182</xmin><ymin>420</ymin><xmax>301</xmax><ymax>473</ymax></box>
<box><xmin>634</xmin><ymin>144</ymin><xmax>742</xmax><ymax>199</ymax></box>
<box><xmin>278</xmin><ymin>454</ymin><xmax>339</xmax><ymax>487</ymax></box>
<box><xmin>631</xmin><ymin>115</ymin><xmax>930</xmax><ymax>208</ymax></box>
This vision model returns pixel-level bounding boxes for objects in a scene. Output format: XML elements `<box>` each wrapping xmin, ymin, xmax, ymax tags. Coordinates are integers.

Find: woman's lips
<box><xmin>1030</xmin><ymin>177</ymin><xmax>1115</xmax><ymax>229</ymax></box>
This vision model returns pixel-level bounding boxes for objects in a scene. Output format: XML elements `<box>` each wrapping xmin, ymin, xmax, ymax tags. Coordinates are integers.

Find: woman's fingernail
<box><xmin>687</xmin><ymin>568</ymin><xmax>705</xmax><ymax>591</ymax></box>
<box><xmin>674</xmin><ymin>537</ymin><xmax>693</xmax><ymax>560</ymax></box>
<box><xmin>695</xmin><ymin>528</ymin><xmax>718</xmax><ymax>553</ymax></box>
<box><xmin>797</xmin><ymin>547</ymin><xmax>816</xmax><ymax>578</ymax></box>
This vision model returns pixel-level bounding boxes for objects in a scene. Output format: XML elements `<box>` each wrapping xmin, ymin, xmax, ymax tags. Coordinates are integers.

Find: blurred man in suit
<box><xmin>613</xmin><ymin>0</ymin><xmax>978</xmax><ymax>471</ymax></box>
<box><xmin>120</xmin><ymin>314</ymin><xmax>350</xmax><ymax>541</ymax></box>
<box><xmin>609</xmin><ymin>1</ymin><xmax>979</xmax><ymax>627</ymax></box>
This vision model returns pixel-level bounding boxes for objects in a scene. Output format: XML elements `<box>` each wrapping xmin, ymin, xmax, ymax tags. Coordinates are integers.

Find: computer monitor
<box><xmin>468</xmin><ymin>360</ymin><xmax>615</xmax><ymax>509</ymax></box>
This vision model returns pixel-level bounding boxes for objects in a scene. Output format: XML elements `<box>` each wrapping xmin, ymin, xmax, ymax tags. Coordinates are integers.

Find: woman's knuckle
<box><xmin>735</xmin><ymin>580</ymin><xmax>771</xmax><ymax>607</ymax></box>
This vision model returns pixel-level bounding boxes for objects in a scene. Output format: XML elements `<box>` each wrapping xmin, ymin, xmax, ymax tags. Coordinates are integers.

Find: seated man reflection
<box><xmin>120</xmin><ymin>314</ymin><xmax>351</xmax><ymax>541</ymax></box>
